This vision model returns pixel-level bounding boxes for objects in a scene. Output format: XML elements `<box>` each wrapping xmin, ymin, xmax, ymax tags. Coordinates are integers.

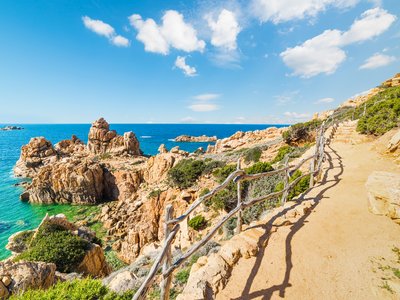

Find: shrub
<box><xmin>275</xmin><ymin>170</ymin><xmax>310</xmax><ymax>201</ymax></box>
<box><xmin>271</xmin><ymin>145</ymin><xmax>296</xmax><ymax>164</ymax></box>
<box><xmin>188</xmin><ymin>215</ymin><xmax>207</xmax><ymax>231</ymax></box>
<box><xmin>168</xmin><ymin>159</ymin><xmax>206</xmax><ymax>189</ymax></box>
<box><xmin>355</xmin><ymin>87</ymin><xmax>400</xmax><ymax>135</ymax></box>
<box><xmin>14</xmin><ymin>223</ymin><xmax>90</xmax><ymax>273</ymax></box>
<box><xmin>244</xmin><ymin>147</ymin><xmax>262</xmax><ymax>163</ymax></box>
<box><xmin>245</xmin><ymin>162</ymin><xmax>273</xmax><ymax>174</ymax></box>
<box><xmin>175</xmin><ymin>267</ymin><xmax>190</xmax><ymax>285</ymax></box>
<box><xmin>223</xmin><ymin>217</ymin><xmax>237</xmax><ymax>239</ymax></box>
<box><xmin>105</xmin><ymin>250</ymin><xmax>127</xmax><ymax>271</ymax></box>
<box><xmin>11</xmin><ymin>230</ymin><xmax>34</xmax><ymax>252</ymax></box>
<box><xmin>199</xmin><ymin>188</ymin><xmax>210</xmax><ymax>197</ymax></box>
<box><xmin>203</xmin><ymin>160</ymin><xmax>226</xmax><ymax>174</ymax></box>
<box><xmin>212</xmin><ymin>164</ymin><xmax>237</xmax><ymax>183</ymax></box>
<box><xmin>148</xmin><ymin>189</ymin><xmax>162</xmax><ymax>199</ymax></box>
<box><xmin>100</xmin><ymin>153</ymin><xmax>112</xmax><ymax>160</ymax></box>
<box><xmin>9</xmin><ymin>278</ymin><xmax>134</xmax><ymax>300</ymax></box>
<box><xmin>282</xmin><ymin>119</ymin><xmax>322</xmax><ymax>145</ymax></box>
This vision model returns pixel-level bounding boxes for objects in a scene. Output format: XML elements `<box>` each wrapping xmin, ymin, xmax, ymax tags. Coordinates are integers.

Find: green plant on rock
<box><xmin>175</xmin><ymin>267</ymin><xmax>190</xmax><ymax>285</ymax></box>
<box><xmin>271</xmin><ymin>145</ymin><xmax>296</xmax><ymax>164</ymax></box>
<box><xmin>11</xmin><ymin>230</ymin><xmax>34</xmax><ymax>252</ymax></box>
<box><xmin>9</xmin><ymin>278</ymin><xmax>134</xmax><ymax>300</ymax></box>
<box><xmin>188</xmin><ymin>215</ymin><xmax>207</xmax><ymax>231</ymax></box>
<box><xmin>275</xmin><ymin>170</ymin><xmax>310</xmax><ymax>201</ymax></box>
<box><xmin>282</xmin><ymin>119</ymin><xmax>322</xmax><ymax>145</ymax></box>
<box><xmin>14</xmin><ymin>223</ymin><xmax>90</xmax><ymax>273</ymax></box>
<box><xmin>244</xmin><ymin>147</ymin><xmax>262</xmax><ymax>163</ymax></box>
<box><xmin>168</xmin><ymin>159</ymin><xmax>206</xmax><ymax>189</ymax></box>
<box><xmin>148</xmin><ymin>189</ymin><xmax>163</xmax><ymax>199</ymax></box>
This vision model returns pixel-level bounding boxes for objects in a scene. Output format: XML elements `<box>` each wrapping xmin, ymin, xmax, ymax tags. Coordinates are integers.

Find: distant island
<box><xmin>0</xmin><ymin>126</ymin><xmax>24</xmax><ymax>131</ymax></box>
<box><xmin>174</xmin><ymin>134</ymin><xmax>217</xmax><ymax>142</ymax></box>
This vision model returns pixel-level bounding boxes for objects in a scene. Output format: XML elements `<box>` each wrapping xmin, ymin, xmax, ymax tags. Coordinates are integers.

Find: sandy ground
<box><xmin>217</xmin><ymin>140</ymin><xmax>400</xmax><ymax>300</ymax></box>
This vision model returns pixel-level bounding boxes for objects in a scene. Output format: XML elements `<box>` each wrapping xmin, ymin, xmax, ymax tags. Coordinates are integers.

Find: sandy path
<box><xmin>217</xmin><ymin>141</ymin><xmax>400</xmax><ymax>300</ymax></box>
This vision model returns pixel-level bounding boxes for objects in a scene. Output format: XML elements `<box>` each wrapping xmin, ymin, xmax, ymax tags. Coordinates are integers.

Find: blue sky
<box><xmin>0</xmin><ymin>0</ymin><xmax>399</xmax><ymax>124</ymax></box>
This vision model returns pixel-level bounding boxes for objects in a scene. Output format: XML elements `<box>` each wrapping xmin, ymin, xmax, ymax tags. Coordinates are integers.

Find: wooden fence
<box><xmin>132</xmin><ymin>120</ymin><xmax>338</xmax><ymax>300</ymax></box>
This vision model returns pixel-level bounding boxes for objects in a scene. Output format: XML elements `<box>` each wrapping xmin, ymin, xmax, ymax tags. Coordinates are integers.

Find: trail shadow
<box><xmin>230</xmin><ymin>144</ymin><xmax>344</xmax><ymax>300</ymax></box>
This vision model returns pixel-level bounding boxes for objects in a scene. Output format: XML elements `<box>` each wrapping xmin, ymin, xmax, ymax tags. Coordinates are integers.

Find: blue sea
<box><xmin>0</xmin><ymin>123</ymin><xmax>285</xmax><ymax>259</ymax></box>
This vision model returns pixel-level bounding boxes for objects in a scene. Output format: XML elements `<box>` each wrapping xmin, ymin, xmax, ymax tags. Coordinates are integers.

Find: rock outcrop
<box><xmin>0</xmin><ymin>261</ymin><xmax>56</xmax><ymax>297</ymax></box>
<box><xmin>387</xmin><ymin>129</ymin><xmax>400</xmax><ymax>153</ymax></box>
<box><xmin>366</xmin><ymin>171</ymin><xmax>400</xmax><ymax>224</ymax></box>
<box><xmin>24</xmin><ymin>158</ymin><xmax>108</xmax><ymax>204</ymax></box>
<box><xmin>14</xmin><ymin>137</ymin><xmax>57</xmax><ymax>177</ymax></box>
<box><xmin>174</xmin><ymin>135</ymin><xmax>217</xmax><ymax>142</ymax></box>
<box><xmin>55</xmin><ymin>135</ymin><xmax>86</xmax><ymax>157</ymax></box>
<box><xmin>87</xmin><ymin>118</ymin><xmax>141</xmax><ymax>156</ymax></box>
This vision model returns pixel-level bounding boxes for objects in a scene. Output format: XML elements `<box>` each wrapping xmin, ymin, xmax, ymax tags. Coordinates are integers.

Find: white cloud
<box><xmin>206</xmin><ymin>9</ymin><xmax>241</xmax><ymax>51</ymax></box>
<box><xmin>280</xmin><ymin>8</ymin><xmax>396</xmax><ymax>78</ymax></box>
<box><xmin>284</xmin><ymin>111</ymin><xmax>310</xmax><ymax>119</ymax></box>
<box><xmin>129</xmin><ymin>11</ymin><xmax>205</xmax><ymax>54</ymax></box>
<box><xmin>360</xmin><ymin>53</ymin><xmax>396</xmax><ymax>69</ymax></box>
<box><xmin>175</xmin><ymin>56</ymin><xmax>197</xmax><ymax>77</ymax></box>
<box><xmin>315</xmin><ymin>97</ymin><xmax>335</xmax><ymax>104</ymax></box>
<box><xmin>111</xmin><ymin>35</ymin><xmax>130</xmax><ymax>47</ymax></box>
<box><xmin>341</xmin><ymin>8</ymin><xmax>397</xmax><ymax>45</ymax></box>
<box><xmin>275</xmin><ymin>90</ymin><xmax>300</xmax><ymax>105</ymax></box>
<box><xmin>189</xmin><ymin>103</ymin><xmax>220</xmax><ymax>112</ymax></box>
<box><xmin>82</xmin><ymin>16</ymin><xmax>129</xmax><ymax>47</ymax></box>
<box><xmin>193</xmin><ymin>93</ymin><xmax>221</xmax><ymax>101</ymax></box>
<box><xmin>251</xmin><ymin>0</ymin><xmax>359</xmax><ymax>24</ymax></box>
<box><xmin>129</xmin><ymin>15</ymin><xmax>169</xmax><ymax>54</ymax></box>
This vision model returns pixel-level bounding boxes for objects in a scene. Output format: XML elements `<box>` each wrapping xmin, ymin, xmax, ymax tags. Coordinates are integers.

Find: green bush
<box><xmin>282</xmin><ymin>119</ymin><xmax>322</xmax><ymax>145</ymax></box>
<box><xmin>168</xmin><ymin>159</ymin><xmax>226</xmax><ymax>189</ymax></box>
<box><xmin>148</xmin><ymin>189</ymin><xmax>163</xmax><ymax>199</ymax></box>
<box><xmin>245</xmin><ymin>162</ymin><xmax>273</xmax><ymax>174</ymax></box>
<box><xmin>175</xmin><ymin>267</ymin><xmax>190</xmax><ymax>285</ymax></box>
<box><xmin>188</xmin><ymin>215</ymin><xmax>207</xmax><ymax>231</ymax></box>
<box><xmin>11</xmin><ymin>230</ymin><xmax>34</xmax><ymax>252</ymax></box>
<box><xmin>168</xmin><ymin>159</ymin><xmax>206</xmax><ymax>189</ymax></box>
<box><xmin>271</xmin><ymin>146</ymin><xmax>295</xmax><ymax>164</ymax></box>
<box><xmin>275</xmin><ymin>170</ymin><xmax>310</xmax><ymax>201</ymax></box>
<box><xmin>244</xmin><ymin>147</ymin><xmax>262</xmax><ymax>163</ymax></box>
<box><xmin>212</xmin><ymin>164</ymin><xmax>237</xmax><ymax>183</ymax></box>
<box><xmin>14</xmin><ymin>223</ymin><xmax>90</xmax><ymax>273</ymax></box>
<box><xmin>355</xmin><ymin>87</ymin><xmax>400</xmax><ymax>135</ymax></box>
<box><xmin>9</xmin><ymin>278</ymin><xmax>134</xmax><ymax>300</ymax></box>
<box><xmin>199</xmin><ymin>188</ymin><xmax>210</xmax><ymax>197</ymax></box>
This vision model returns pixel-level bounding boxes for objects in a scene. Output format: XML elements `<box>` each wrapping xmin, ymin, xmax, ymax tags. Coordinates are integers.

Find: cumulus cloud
<box><xmin>189</xmin><ymin>103</ymin><xmax>220</xmax><ymax>112</ymax></box>
<box><xmin>82</xmin><ymin>16</ymin><xmax>129</xmax><ymax>47</ymax></box>
<box><xmin>175</xmin><ymin>56</ymin><xmax>197</xmax><ymax>77</ymax></box>
<box><xmin>315</xmin><ymin>97</ymin><xmax>335</xmax><ymax>104</ymax></box>
<box><xmin>193</xmin><ymin>93</ymin><xmax>221</xmax><ymax>101</ymax></box>
<box><xmin>181</xmin><ymin>116</ymin><xmax>196</xmax><ymax>122</ymax></box>
<box><xmin>284</xmin><ymin>111</ymin><xmax>310</xmax><ymax>119</ymax></box>
<box><xmin>360</xmin><ymin>53</ymin><xmax>396</xmax><ymax>69</ymax></box>
<box><xmin>129</xmin><ymin>10</ymin><xmax>205</xmax><ymax>55</ymax></box>
<box><xmin>280</xmin><ymin>8</ymin><xmax>396</xmax><ymax>78</ymax></box>
<box><xmin>206</xmin><ymin>9</ymin><xmax>241</xmax><ymax>51</ymax></box>
<box><xmin>251</xmin><ymin>0</ymin><xmax>359</xmax><ymax>24</ymax></box>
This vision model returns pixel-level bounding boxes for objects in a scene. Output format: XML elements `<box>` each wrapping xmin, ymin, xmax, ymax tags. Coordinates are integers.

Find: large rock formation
<box><xmin>24</xmin><ymin>158</ymin><xmax>108</xmax><ymax>204</ymax></box>
<box><xmin>366</xmin><ymin>171</ymin><xmax>400</xmax><ymax>224</ymax></box>
<box><xmin>87</xmin><ymin>118</ymin><xmax>141</xmax><ymax>156</ymax></box>
<box><xmin>14</xmin><ymin>137</ymin><xmax>57</xmax><ymax>177</ymax></box>
<box><xmin>387</xmin><ymin>129</ymin><xmax>400</xmax><ymax>154</ymax></box>
<box><xmin>0</xmin><ymin>261</ymin><xmax>56</xmax><ymax>297</ymax></box>
<box><xmin>55</xmin><ymin>135</ymin><xmax>86</xmax><ymax>157</ymax></box>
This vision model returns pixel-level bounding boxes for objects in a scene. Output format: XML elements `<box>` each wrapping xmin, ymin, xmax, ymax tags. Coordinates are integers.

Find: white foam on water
<box><xmin>140</xmin><ymin>136</ymin><xmax>152</xmax><ymax>139</ymax></box>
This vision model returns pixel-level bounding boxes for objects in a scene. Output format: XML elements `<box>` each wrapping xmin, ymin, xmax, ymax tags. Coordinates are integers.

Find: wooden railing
<box><xmin>132</xmin><ymin>121</ymin><xmax>338</xmax><ymax>300</ymax></box>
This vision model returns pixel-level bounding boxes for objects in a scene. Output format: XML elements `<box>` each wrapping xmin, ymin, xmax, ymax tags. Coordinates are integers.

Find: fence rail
<box><xmin>132</xmin><ymin>120</ymin><xmax>338</xmax><ymax>300</ymax></box>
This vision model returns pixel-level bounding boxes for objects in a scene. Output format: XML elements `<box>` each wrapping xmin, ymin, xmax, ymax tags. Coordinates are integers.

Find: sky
<box><xmin>0</xmin><ymin>0</ymin><xmax>399</xmax><ymax>124</ymax></box>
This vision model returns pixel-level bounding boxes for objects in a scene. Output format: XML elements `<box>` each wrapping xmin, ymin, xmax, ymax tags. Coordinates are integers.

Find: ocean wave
<box><xmin>140</xmin><ymin>136</ymin><xmax>152</xmax><ymax>139</ymax></box>
<box><xmin>168</xmin><ymin>139</ymin><xmax>176</xmax><ymax>142</ymax></box>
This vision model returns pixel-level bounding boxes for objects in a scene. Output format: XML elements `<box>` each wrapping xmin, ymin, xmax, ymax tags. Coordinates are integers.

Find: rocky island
<box><xmin>0</xmin><ymin>126</ymin><xmax>24</xmax><ymax>131</ymax></box>
<box><xmin>174</xmin><ymin>134</ymin><xmax>217</xmax><ymax>142</ymax></box>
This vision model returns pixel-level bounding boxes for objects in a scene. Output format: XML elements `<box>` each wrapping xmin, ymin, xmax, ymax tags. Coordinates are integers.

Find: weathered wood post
<box><xmin>282</xmin><ymin>155</ymin><xmax>290</xmax><ymax>205</ymax></box>
<box><xmin>235</xmin><ymin>159</ymin><xmax>242</xmax><ymax>234</ymax></box>
<box><xmin>310</xmin><ymin>130</ymin><xmax>319</xmax><ymax>188</ymax></box>
<box><xmin>160</xmin><ymin>205</ymin><xmax>174</xmax><ymax>300</ymax></box>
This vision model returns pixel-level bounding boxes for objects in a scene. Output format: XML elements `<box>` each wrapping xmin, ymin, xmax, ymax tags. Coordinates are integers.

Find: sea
<box><xmin>0</xmin><ymin>123</ymin><xmax>286</xmax><ymax>260</ymax></box>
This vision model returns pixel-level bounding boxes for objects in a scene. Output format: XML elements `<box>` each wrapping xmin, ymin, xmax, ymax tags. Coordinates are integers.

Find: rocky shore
<box><xmin>174</xmin><ymin>134</ymin><xmax>217</xmax><ymax>142</ymax></box>
<box><xmin>0</xmin><ymin>126</ymin><xmax>24</xmax><ymax>131</ymax></box>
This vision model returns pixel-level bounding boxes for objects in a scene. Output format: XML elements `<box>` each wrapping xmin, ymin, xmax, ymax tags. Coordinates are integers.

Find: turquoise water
<box><xmin>0</xmin><ymin>123</ymin><xmax>285</xmax><ymax>259</ymax></box>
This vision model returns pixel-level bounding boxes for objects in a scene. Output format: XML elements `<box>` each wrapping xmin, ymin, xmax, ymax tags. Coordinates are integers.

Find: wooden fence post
<box><xmin>160</xmin><ymin>205</ymin><xmax>174</xmax><ymax>300</ymax></box>
<box><xmin>236</xmin><ymin>159</ymin><xmax>242</xmax><ymax>234</ymax></box>
<box><xmin>282</xmin><ymin>155</ymin><xmax>290</xmax><ymax>205</ymax></box>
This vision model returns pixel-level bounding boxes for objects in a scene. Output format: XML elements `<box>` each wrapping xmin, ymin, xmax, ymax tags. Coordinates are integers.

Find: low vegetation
<box><xmin>14</xmin><ymin>223</ymin><xmax>90</xmax><ymax>273</ymax></box>
<box><xmin>244</xmin><ymin>147</ymin><xmax>262</xmax><ymax>163</ymax></box>
<box><xmin>282</xmin><ymin>119</ymin><xmax>322</xmax><ymax>145</ymax></box>
<box><xmin>188</xmin><ymin>215</ymin><xmax>207</xmax><ymax>231</ymax></box>
<box><xmin>11</xmin><ymin>230</ymin><xmax>34</xmax><ymax>252</ymax></box>
<box><xmin>275</xmin><ymin>170</ymin><xmax>310</xmax><ymax>201</ymax></box>
<box><xmin>356</xmin><ymin>86</ymin><xmax>400</xmax><ymax>135</ymax></box>
<box><xmin>9</xmin><ymin>278</ymin><xmax>134</xmax><ymax>300</ymax></box>
<box><xmin>168</xmin><ymin>159</ymin><xmax>225</xmax><ymax>189</ymax></box>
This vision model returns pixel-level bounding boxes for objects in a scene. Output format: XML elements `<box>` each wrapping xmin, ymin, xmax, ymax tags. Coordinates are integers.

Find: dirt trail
<box><xmin>217</xmin><ymin>140</ymin><xmax>400</xmax><ymax>300</ymax></box>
